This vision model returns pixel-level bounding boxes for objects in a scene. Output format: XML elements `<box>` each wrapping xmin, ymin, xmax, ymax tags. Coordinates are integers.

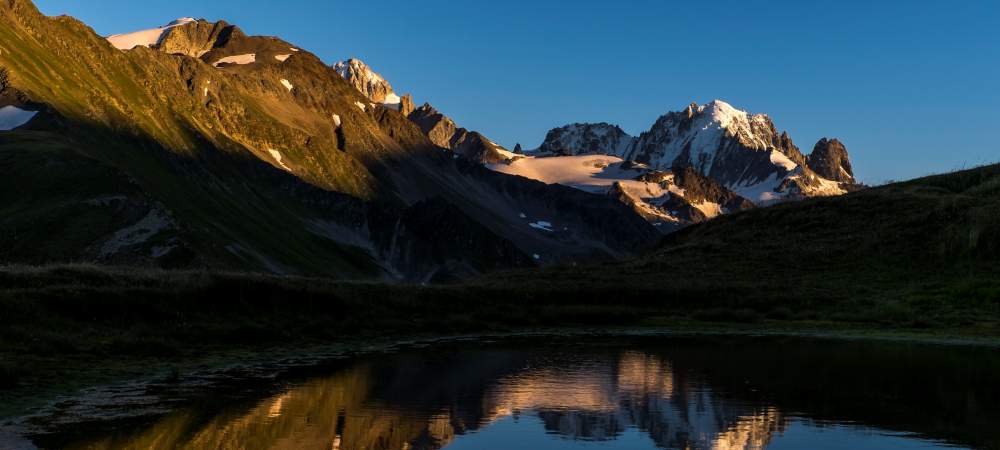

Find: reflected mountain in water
<box><xmin>46</xmin><ymin>336</ymin><xmax>998</xmax><ymax>450</ymax></box>
<box><xmin>484</xmin><ymin>352</ymin><xmax>785</xmax><ymax>449</ymax></box>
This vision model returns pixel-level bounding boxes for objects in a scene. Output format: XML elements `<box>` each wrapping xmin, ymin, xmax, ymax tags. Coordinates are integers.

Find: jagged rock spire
<box><xmin>808</xmin><ymin>138</ymin><xmax>855</xmax><ymax>183</ymax></box>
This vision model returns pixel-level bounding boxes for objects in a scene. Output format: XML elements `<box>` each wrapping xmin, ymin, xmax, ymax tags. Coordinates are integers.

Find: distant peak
<box><xmin>702</xmin><ymin>99</ymin><xmax>740</xmax><ymax>115</ymax></box>
<box><xmin>706</xmin><ymin>99</ymin><xmax>734</xmax><ymax>108</ymax></box>
<box><xmin>166</xmin><ymin>18</ymin><xmax>196</xmax><ymax>27</ymax></box>
<box><xmin>333</xmin><ymin>59</ymin><xmax>398</xmax><ymax>104</ymax></box>
<box><xmin>107</xmin><ymin>17</ymin><xmax>199</xmax><ymax>50</ymax></box>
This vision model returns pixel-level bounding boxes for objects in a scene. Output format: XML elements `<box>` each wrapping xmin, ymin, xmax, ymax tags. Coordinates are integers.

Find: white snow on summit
<box><xmin>106</xmin><ymin>18</ymin><xmax>196</xmax><ymax>50</ymax></box>
<box><xmin>536</xmin><ymin>100</ymin><xmax>849</xmax><ymax>206</ymax></box>
<box><xmin>625</xmin><ymin>100</ymin><xmax>770</xmax><ymax>175</ymax></box>
<box><xmin>334</xmin><ymin>59</ymin><xmax>405</xmax><ymax>108</ymax></box>
<box><xmin>0</xmin><ymin>106</ymin><xmax>37</xmax><ymax>131</ymax></box>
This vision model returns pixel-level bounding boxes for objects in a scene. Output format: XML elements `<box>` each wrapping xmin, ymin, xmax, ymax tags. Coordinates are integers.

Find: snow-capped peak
<box><xmin>333</xmin><ymin>59</ymin><xmax>385</xmax><ymax>84</ymax></box>
<box><xmin>333</xmin><ymin>58</ymin><xmax>401</xmax><ymax>106</ymax></box>
<box><xmin>106</xmin><ymin>18</ymin><xmax>197</xmax><ymax>50</ymax></box>
<box><xmin>534</xmin><ymin>100</ymin><xmax>852</xmax><ymax>206</ymax></box>
<box><xmin>166</xmin><ymin>18</ymin><xmax>196</xmax><ymax>26</ymax></box>
<box><xmin>693</xmin><ymin>100</ymin><xmax>772</xmax><ymax>150</ymax></box>
<box><xmin>702</xmin><ymin>100</ymin><xmax>745</xmax><ymax>128</ymax></box>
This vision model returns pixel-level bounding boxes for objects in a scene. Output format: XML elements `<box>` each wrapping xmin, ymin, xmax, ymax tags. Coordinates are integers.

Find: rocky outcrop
<box><xmin>399</xmin><ymin>93</ymin><xmax>415</xmax><ymax>117</ymax></box>
<box><xmin>332</xmin><ymin>59</ymin><xmax>514</xmax><ymax>164</ymax></box>
<box><xmin>452</xmin><ymin>131</ymin><xmax>509</xmax><ymax>164</ymax></box>
<box><xmin>333</xmin><ymin>59</ymin><xmax>396</xmax><ymax>104</ymax></box>
<box><xmin>409</xmin><ymin>103</ymin><xmax>458</xmax><ymax>149</ymax></box>
<box><xmin>538</xmin><ymin>123</ymin><xmax>636</xmax><ymax>156</ymax></box>
<box><xmin>807</xmin><ymin>138</ymin><xmax>855</xmax><ymax>183</ymax></box>
<box><xmin>157</xmin><ymin>19</ymin><xmax>238</xmax><ymax>57</ymax></box>
<box><xmin>407</xmin><ymin>103</ymin><xmax>510</xmax><ymax>163</ymax></box>
<box><xmin>670</xmin><ymin>165</ymin><xmax>756</xmax><ymax>213</ymax></box>
<box><xmin>536</xmin><ymin>100</ymin><xmax>861</xmax><ymax>205</ymax></box>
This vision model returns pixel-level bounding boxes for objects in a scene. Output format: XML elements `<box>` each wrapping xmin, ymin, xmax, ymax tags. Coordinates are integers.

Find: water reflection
<box><xmin>482</xmin><ymin>352</ymin><xmax>785</xmax><ymax>449</ymax></box>
<box><xmin>47</xmin><ymin>336</ymin><xmax>999</xmax><ymax>449</ymax></box>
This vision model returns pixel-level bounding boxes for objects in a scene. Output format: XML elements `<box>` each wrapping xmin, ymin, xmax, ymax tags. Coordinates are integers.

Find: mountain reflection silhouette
<box><xmin>48</xmin><ymin>336</ymin><xmax>999</xmax><ymax>450</ymax></box>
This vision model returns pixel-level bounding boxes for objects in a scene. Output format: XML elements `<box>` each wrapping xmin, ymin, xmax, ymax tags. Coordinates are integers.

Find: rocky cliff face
<box><xmin>408</xmin><ymin>103</ymin><xmax>460</xmax><ymax>149</ymax></box>
<box><xmin>332</xmin><ymin>60</ymin><xmax>515</xmax><ymax>165</ymax></box>
<box><xmin>537</xmin><ymin>123</ymin><xmax>636</xmax><ymax>156</ymax></box>
<box><xmin>808</xmin><ymin>138</ymin><xmax>855</xmax><ymax>183</ymax></box>
<box><xmin>407</xmin><ymin>103</ymin><xmax>512</xmax><ymax>164</ymax></box>
<box><xmin>155</xmin><ymin>19</ymin><xmax>236</xmax><ymax>57</ymax></box>
<box><xmin>627</xmin><ymin>101</ymin><xmax>809</xmax><ymax>192</ymax></box>
<box><xmin>333</xmin><ymin>58</ymin><xmax>400</xmax><ymax>106</ymax></box>
<box><xmin>535</xmin><ymin>100</ymin><xmax>861</xmax><ymax>206</ymax></box>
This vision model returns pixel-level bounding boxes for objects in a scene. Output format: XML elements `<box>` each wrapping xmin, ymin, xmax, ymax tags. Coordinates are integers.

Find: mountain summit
<box><xmin>333</xmin><ymin>58</ymin><xmax>402</xmax><ymax>108</ymax></box>
<box><xmin>535</xmin><ymin>100</ymin><xmax>860</xmax><ymax>205</ymax></box>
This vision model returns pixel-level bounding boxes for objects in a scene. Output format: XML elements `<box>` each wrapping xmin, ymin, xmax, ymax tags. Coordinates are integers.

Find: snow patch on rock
<box><xmin>280</xmin><ymin>79</ymin><xmax>294</xmax><ymax>91</ymax></box>
<box><xmin>529</xmin><ymin>221</ymin><xmax>554</xmax><ymax>232</ymax></box>
<box><xmin>489</xmin><ymin>154</ymin><xmax>644</xmax><ymax>194</ymax></box>
<box><xmin>0</xmin><ymin>106</ymin><xmax>37</xmax><ymax>131</ymax></box>
<box><xmin>769</xmin><ymin>150</ymin><xmax>799</xmax><ymax>172</ymax></box>
<box><xmin>212</xmin><ymin>53</ymin><xmax>256</xmax><ymax>67</ymax></box>
<box><xmin>267</xmin><ymin>149</ymin><xmax>292</xmax><ymax>171</ymax></box>
<box><xmin>274</xmin><ymin>54</ymin><xmax>291</xmax><ymax>62</ymax></box>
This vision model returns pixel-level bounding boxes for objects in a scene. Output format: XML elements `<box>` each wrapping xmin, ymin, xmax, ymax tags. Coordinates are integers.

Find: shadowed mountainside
<box><xmin>0</xmin><ymin>0</ymin><xmax>659</xmax><ymax>281</ymax></box>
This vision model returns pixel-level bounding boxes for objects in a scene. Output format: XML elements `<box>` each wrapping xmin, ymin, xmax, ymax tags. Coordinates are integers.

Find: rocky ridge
<box><xmin>533</xmin><ymin>100</ymin><xmax>861</xmax><ymax>206</ymax></box>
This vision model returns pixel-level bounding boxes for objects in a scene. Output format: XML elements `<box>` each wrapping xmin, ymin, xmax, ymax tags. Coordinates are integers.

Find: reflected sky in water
<box><xmin>44</xmin><ymin>335</ymin><xmax>998</xmax><ymax>449</ymax></box>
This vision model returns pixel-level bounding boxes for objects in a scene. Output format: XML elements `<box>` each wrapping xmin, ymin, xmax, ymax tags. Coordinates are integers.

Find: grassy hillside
<box><xmin>479</xmin><ymin>162</ymin><xmax>1000</xmax><ymax>327</ymax></box>
<box><xmin>0</xmin><ymin>1</ymin><xmax>401</xmax><ymax>276</ymax></box>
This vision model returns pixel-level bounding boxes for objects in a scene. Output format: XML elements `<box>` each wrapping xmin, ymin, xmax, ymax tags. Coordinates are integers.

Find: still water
<box><xmin>37</xmin><ymin>335</ymin><xmax>1000</xmax><ymax>449</ymax></box>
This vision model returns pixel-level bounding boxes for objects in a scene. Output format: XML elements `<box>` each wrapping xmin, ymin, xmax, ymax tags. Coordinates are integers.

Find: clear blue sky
<box><xmin>35</xmin><ymin>0</ymin><xmax>1000</xmax><ymax>184</ymax></box>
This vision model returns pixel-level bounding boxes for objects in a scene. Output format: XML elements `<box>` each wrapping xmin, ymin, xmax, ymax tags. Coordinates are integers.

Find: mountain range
<box><xmin>0</xmin><ymin>0</ymin><xmax>860</xmax><ymax>280</ymax></box>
